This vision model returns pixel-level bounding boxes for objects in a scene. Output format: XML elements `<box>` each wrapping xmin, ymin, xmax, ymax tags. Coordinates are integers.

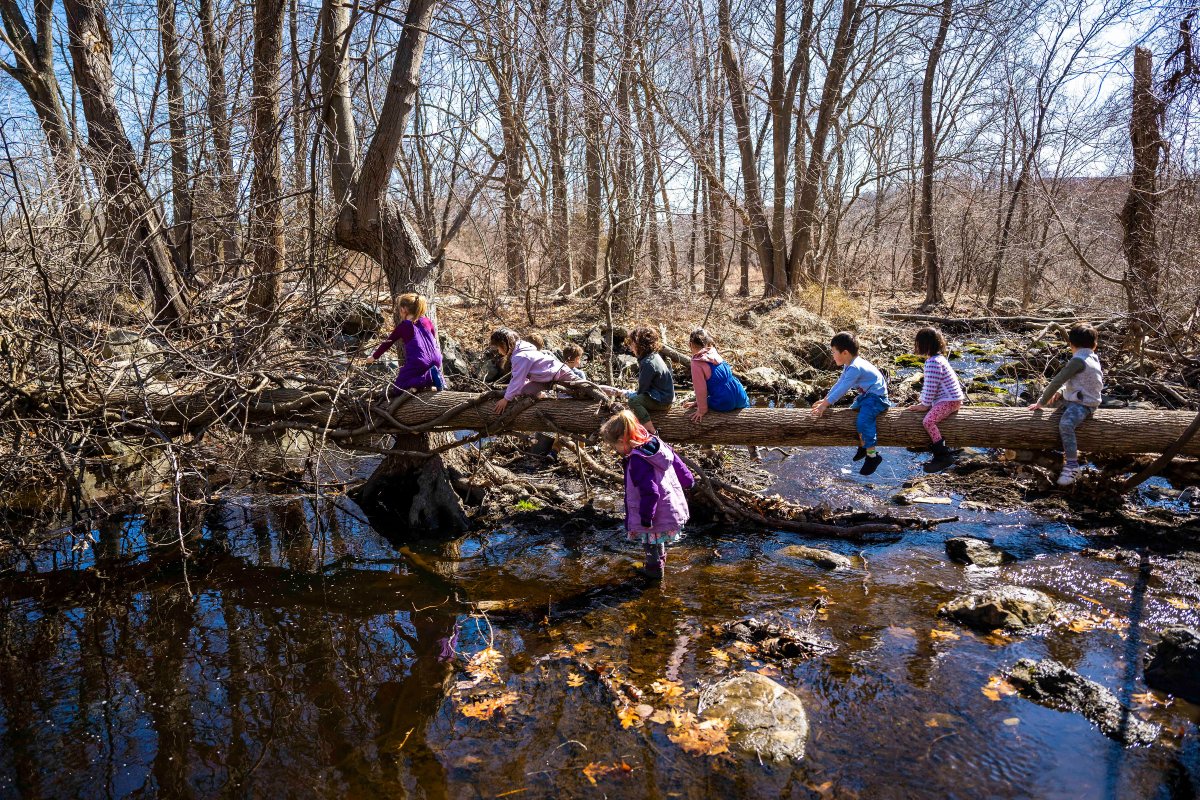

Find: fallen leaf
<box><xmin>573</xmin><ymin>641</ymin><xmax>595</xmax><ymax>654</ymax></box>
<box><xmin>616</xmin><ymin>704</ymin><xmax>642</xmax><ymax>729</ymax></box>
<box><xmin>756</xmin><ymin>664</ymin><xmax>782</xmax><ymax>678</ymax></box>
<box><xmin>709</xmin><ymin>648</ymin><xmax>731</xmax><ymax>663</ymax></box>
<box><xmin>465</xmin><ymin>647</ymin><xmax>504</xmax><ymax>683</ymax></box>
<box><xmin>729</xmin><ymin>641</ymin><xmax>757</xmax><ymax>654</ymax></box>
<box><xmin>1101</xmin><ymin>577</ymin><xmax>1129</xmax><ymax>590</ymax></box>
<box><xmin>650</xmin><ymin>679</ymin><xmax>685</xmax><ymax>702</ymax></box>
<box><xmin>668</xmin><ymin>717</ymin><xmax>731</xmax><ymax>756</ymax></box>
<box><xmin>929</xmin><ymin>629</ymin><xmax>961</xmax><ymax>641</ymax></box>
<box><xmin>635</xmin><ymin>703</ymin><xmax>655</xmax><ymax>718</ymax></box>
<box><xmin>667</xmin><ymin>708</ymin><xmax>694</xmax><ymax>729</ymax></box>
<box><xmin>925</xmin><ymin>717</ymin><xmax>940</xmax><ymax>728</ymax></box>
<box><xmin>1165</xmin><ymin>597</ymin><xmax>1193</xmax><ymax>610</ymax></box>
<box><xmin>1003</xmin><ymin>717</ymin><xmax>1020</xmax><ymax>726</ymax></box>
<box><xmin>1131</xmin><ymin>691</ymin><xmax>1171</xmax><ymax>708</ymax></box>
<box><xmin>648</xmin><ymin>709</ymin><xmax>672</xmax><ymax>724</ymax></box>
<box><xmin>567</xmin><ymin>672</ymin><xmax>585</xmax><ymax>688</ymax></box>
<box><xmin>982</xmin><ymin>675</ymin><xmax>1018</xmax><ymax>702</ymax></box>
<box><xmin>459</xmin><ymin>691</ymin><xmax>519</xmax><ymax>721</ymax></box>
<box><xmin>1068</xmin><ymin>617</ymin><xmax>1101</xmax><ymax>633</ymax></box>
<box><xmin>581</xmin><ymin>761</ymin><xmax>632</xmax><ymax>785</ymax></box>
<box><xmin>1078</xmin><ymin>595</ymin><xmax>1104</xmax><ymax>606</ymax></box>
<box><xmin>813</xmin><ymin>585</ymin><xmax>829</xmax><ymax>593</ymax></box>
<box><xmin>625</xmin><ymin>622</ymin><xmax>640</xmax><ymax>634</ymax></box>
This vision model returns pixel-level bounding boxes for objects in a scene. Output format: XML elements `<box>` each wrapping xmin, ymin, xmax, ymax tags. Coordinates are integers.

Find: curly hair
<box><xmin>625</xmin><ymin>325</ymin><xmax>661</xmax><ymax>358</ymax></box>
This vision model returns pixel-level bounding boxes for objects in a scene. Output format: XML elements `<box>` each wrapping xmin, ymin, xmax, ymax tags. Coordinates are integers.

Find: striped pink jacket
<box><xmin>919</xmin><ymin>355</ymin><xmax>964</xmax><ymax>406</ymax></box>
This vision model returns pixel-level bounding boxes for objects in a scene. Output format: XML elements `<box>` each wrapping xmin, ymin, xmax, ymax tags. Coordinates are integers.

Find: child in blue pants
<box><xmin>811</xmin><ymin>331</ymin><xmax>892</xmax><ymax>476</ymax></box>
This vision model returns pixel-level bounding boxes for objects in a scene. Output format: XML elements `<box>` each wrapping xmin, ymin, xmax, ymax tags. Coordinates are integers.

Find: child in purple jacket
<box><xmin>489</xmin><ymin>328</ymin><xmax>582</xmax><ymax>415</ymax></box>
<box><xmin>600</xmin><ymin>410</ymin><xmax>694</xmax><ymax>579</ymax></box>
<box><xmin>366</xmin><ymin>293</ymin><xmax>444</xmax><ymax>396</ymax></box>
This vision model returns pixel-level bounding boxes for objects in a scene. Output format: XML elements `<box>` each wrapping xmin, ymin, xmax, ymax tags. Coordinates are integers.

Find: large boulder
<box><xmin>1144</xmin><ymin>627</ymin><xmax>1200</xmax><ymax>704</ymax></box>
<box><xmin>697</xmin><ymin>671</ymin><xmax>808</xmax><ymax>762</ymax></box>
<box><xmin>945</xmin><ymin>537</ymin><xmax>1014</xmax><ymax>568</ymax></box>
<box><xmin>1006</xmin><ymin>658</ymin><xmax>1158</xmax><ymax>746</ymax></box>
<box><xmin>741</xmin><ymin>367</ymin><xmax>812</xmax><ymax>398</ymax></box>
<box><xmin>938</xmin><ymin>585</ymin><xmax>1056</xmax><ymax>632</ymax></box>
<box><xmin>777</xmin><ymin>545</ymin><xmax>852</xmax><ymax>570</ymax></box>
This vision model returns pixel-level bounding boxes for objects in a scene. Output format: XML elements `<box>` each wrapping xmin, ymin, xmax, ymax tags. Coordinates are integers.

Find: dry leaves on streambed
<box><xmin>459</xmin><ymin>691</ymin><xmax>519</xmax><ymax>721</ymax></box>
<box><xmin>581</xmin><ymin>760</ymin><xmax>633</xmax><ymax>785</ymax></box>
<box><xmin>981</xmin><ymin>675</ymin><xmax>1019</xmax><ymax>702</ymax></box>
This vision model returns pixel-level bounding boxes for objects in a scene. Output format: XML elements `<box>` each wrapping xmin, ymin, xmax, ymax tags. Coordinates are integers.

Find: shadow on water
<box><xmin>1</xmin><ymin>444</ymin><xmax>1199</xmax><ymax>798</ymax></box>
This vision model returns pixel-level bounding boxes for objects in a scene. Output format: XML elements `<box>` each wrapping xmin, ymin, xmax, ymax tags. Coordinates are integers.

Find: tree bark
<box><xmin>129</xmin><ymin>388</ymin><xmax>1200</xmax><ymax>457</ymax></box>
<box><xmin>580</xmin><ymin>0</ymin><xmax>602</xmax><ymax>287</ymax></box>
<box><xmin>63</xmin><ymin>0</ymin><xmax>189</xmax><ymax>323</ymax></box>
<box><xmin>537</xmin><ymin>0</ymin><xmax>572</xmax><ymax>291</ymax></box>
<box><xmin>248</xmin><ymin>0</ymin><xmax>286</xmax><ymax>328</ymax></box>
<box><xmin>1</xmin><ymin>0</ymin><xmax>83</xmax><ymax>229</ymax></box>
<box><xmin>918</xmin><ymin>0</ymin><xmax>951</xmax><ymax>307</ymax></box>
<box><xmin>1119</xmin><ymin>46</ymin><xmax>1164</xmax><ymax>321</ymax></box>
<box><xmin>786</xmin><ymin>0</ymin><xmax>861</xmax><ymax>288</ymax></box>
<box><xmin>156</xmin><ymin>0</ymin><xmax>193</xmax><ymax>269</ymax></box>
<box><xmin>198</xmin><ymin>0</ymin><xmax>241</xmax><ymax>264</ymax></box>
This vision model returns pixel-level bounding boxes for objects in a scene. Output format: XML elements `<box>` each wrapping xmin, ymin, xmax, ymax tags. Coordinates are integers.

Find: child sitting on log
<box><xmin>600</xmin><ymin>410</ymin><xmax>695</xmax><ymax>580</ymax></box>
<box><xmin>490</xmin><ymin>328</ymin><xmax>582</xmax><ymax>415</ymax></box>
<box><xmin>681</xmin><ymin>327</ymin><xmax>750</xmax><ymax>423</ymax></box>
<box><xmin>906</xmin><ymin>326</ymin><xmax>964</xmax><ymax>472</ymax></box>
<box><xmin>1028</xmin><ymin>323</ymin><xmax>1103</xmax><ymax>487</ymax></box>
<box><xmin>366</xmin><ymin>293</ymin><xmax>444</xmax><ymax>397</ymax></box>
<box><xmin>625</xmin><ymin>325</ymin><xmax>675</xmax><ymax>434</ymax></box>
<box><xmin>811</xmin><ymin>331</ymin><xmax>892</xmax><ymax>476</ymax></box>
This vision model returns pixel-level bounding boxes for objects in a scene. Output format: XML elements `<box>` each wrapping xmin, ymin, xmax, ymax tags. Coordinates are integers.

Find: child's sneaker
<box><xmin>852</xmin><ymin>446</ymin><xmax>868</xmax><ymax>462</ymax></box>
<box><xmin>860</xmin><ymin>453</ymin><xmax>883</xmax><ymax>476</ymax></box>
<box><xmin>1056</xmin><ymin>465</ymin><xmax>1081</xmax><ymax>486</ymax></box>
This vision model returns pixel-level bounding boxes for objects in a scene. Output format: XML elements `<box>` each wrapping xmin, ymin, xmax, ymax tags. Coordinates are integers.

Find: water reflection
<box><xmin>0</xmin><ymin>472</ymin><xmax>1198</xmax><ymax>798</ymax></box>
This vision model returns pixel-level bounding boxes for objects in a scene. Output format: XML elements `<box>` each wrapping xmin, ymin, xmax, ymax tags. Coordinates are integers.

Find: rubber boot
<box><xmin>643</xmin><ymin>542</ymin><xmax>666</xmax><ymax>580</ymax></box>
<box><xmin>924</xmin><ymin>439</ymin><xmax>957</xmax><ymax>473</ymax></box>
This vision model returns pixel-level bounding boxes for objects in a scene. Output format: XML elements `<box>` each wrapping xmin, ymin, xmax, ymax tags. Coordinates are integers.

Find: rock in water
<box><xmin>1005</xmin><ymin>658</ymin><xmax>1159</xmax><ymax>746</ymax></box>
<box><xmin>938</xmin><ymin>586</ymin><xmax>1056</xmax><ymax>632</ymax></box>
<box><xmin>1144</xmin><ymin>627</ymin><xmax>1200</xmax><ymax>704</ymax></box>
<box><xmin>777</xmin><ymin>545</ymin><xmax>852</xmax><ymax>570</ymax></box>
<box><xmin>697</xmin><ymin>672</ymin><xmax>808</xmax><ymax>761</ymax></box>
<box><xmin>722</xmin><ymin>618</ymin><xmax>836</xmax><ymax>661</ymax></box>
<box><xmin>945</xmin><ymin>537</ymin><xmax>1014</xmax><ymax>567</ymax></box>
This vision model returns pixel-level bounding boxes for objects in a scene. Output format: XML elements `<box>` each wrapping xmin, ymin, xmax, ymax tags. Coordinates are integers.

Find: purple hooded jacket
<box><xmin>623</xmin><ymin>437</ymin><xmax>695</xmax><ymax>534</ymax></box>
<box><xmin>372</xmin><ymin>317</ymin><xmax>443</xmax><ymax>390</ymax></box>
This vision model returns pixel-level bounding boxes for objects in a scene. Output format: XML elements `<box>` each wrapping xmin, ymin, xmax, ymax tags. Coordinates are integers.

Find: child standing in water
<box><xmin>490</xmin><ymin>328</ymin><xmax>581</xmax><ymax>415</ymax></box>
<box><xmin>600</xmin><ymin>410</ymin><xmax>694</xmax><ymax>580</ymax></box>
<box><xmin>1028</xmin><ymin>323</ymin><xmax>1103</xmax><ymax>486</ymax></box>
<box><xmin>366</xmin><ymin>293</ymin><xmax>444</xmax><ymax>396</ymax></box>
<box><xmin>906</xmin><ymin>327</ymin><xmax>964</xmax><ymax>472</ymax></box>
<box><xmin>682</xmin><ymin>328</ymin><xmax>750</xmax><ymax>423</ymax></box>
<box><xmin>625</xmin><ymin>325</ymin><xmax>675</xmax><ymax>434</ymax></box>
<box><xmin>811</xmin><ymin>331</ymin><xmax>892</xmax><ymax>475</ymax></box>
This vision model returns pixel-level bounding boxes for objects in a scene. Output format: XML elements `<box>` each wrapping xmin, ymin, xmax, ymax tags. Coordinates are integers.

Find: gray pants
<box><xmin>1059</xmin><ymin>401</ymin><xmax>1095</xmax><ymax>461</ymax></box>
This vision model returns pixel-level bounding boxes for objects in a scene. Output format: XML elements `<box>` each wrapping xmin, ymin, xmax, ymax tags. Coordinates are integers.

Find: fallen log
<box><xmin>292</xmin><ymin>391</ymin><xmax>1200</xmax><ymax>457</ymax></box>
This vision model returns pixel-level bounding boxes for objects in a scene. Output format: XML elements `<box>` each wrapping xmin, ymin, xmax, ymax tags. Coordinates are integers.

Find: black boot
<box><xmin>924</xmin><ymin>439</ymin><xmax>957</xmax><ymax>473</ymax></box>
<box><xmin>860</xmin><ymin>452</ymin><xmax>883</xmax><ymax>475</ymax></box>
<box><xmin>852</xmin><ymin>446</ymin><xmax>868</xmax><ymax>462</ymax></box>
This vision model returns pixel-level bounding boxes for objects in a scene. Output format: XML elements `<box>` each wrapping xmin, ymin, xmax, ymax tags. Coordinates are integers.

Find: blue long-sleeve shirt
<box><xmin>824</xmin><ymin>356</ymin><xmax>888</xmax><ymax>405</ymax></box>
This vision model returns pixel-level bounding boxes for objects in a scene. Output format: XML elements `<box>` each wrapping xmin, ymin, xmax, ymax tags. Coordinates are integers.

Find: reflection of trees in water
<box><xmin>0</xmin><ymin>501</ymin><xmax>462</xmax><ymax>796</ymax></box>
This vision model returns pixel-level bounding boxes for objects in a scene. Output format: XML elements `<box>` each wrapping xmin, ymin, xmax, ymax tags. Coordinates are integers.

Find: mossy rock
<box><xmin>893</xmin><ymin>354</ymin><xmax>926</xmax><ymax>369</ymax></box>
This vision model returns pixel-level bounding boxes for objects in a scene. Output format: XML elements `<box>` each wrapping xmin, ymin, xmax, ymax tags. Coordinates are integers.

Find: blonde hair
<box><xmin>394</xmin><ymin>292</ymin><xmax>428</xmax><ymax>321</ymax></box>
<box><xmin>600</xmin><ymin>410</ymin><xmax>651</xmax><ymax>452</ymax></box>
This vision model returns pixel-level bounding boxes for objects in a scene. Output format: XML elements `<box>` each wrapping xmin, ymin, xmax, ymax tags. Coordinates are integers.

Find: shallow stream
<box><xmin>2</xmin><ymin>437</ymin><xmax>1199</xmax><ymax>799</ymax></box>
